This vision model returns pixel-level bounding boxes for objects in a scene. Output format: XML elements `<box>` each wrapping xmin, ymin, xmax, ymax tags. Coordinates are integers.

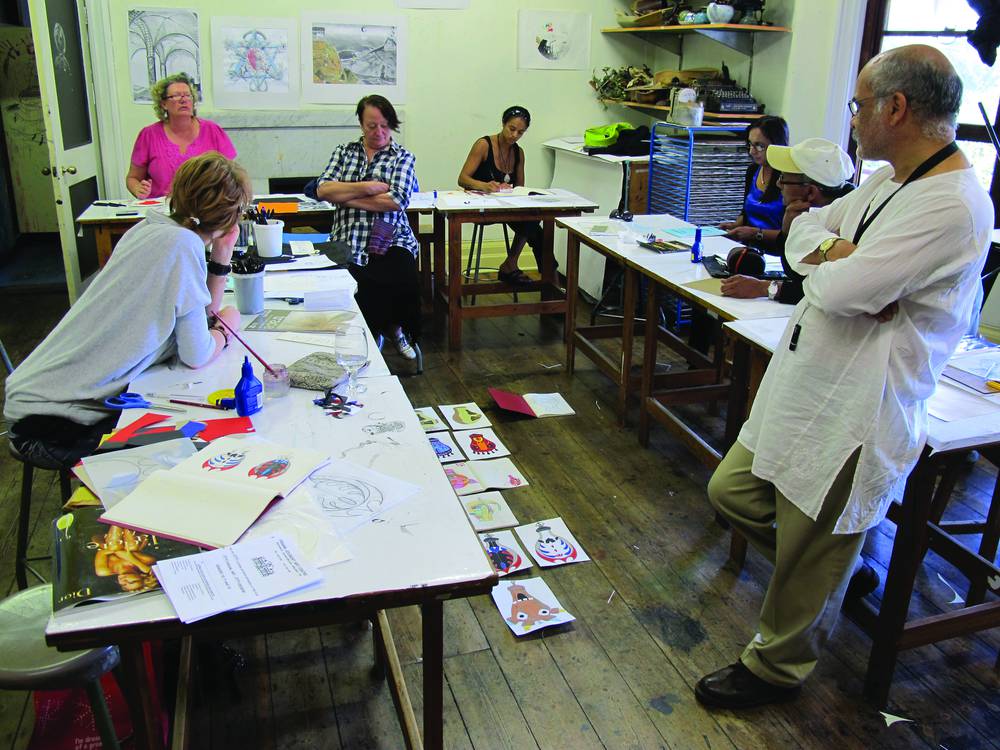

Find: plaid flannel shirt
<box><xmin>318</xmin><ymin>138</ymin><xmax>418</xmax><ymax>266</ymax></box>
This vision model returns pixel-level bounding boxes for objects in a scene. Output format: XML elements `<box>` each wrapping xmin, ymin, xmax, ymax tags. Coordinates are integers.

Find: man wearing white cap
<box><xmin>721</xmin><ymin>137</ymin><xmax>856</xmax><ymax>304</ymax></box>
<box><xmin>697</xmin><ymin>44</ymin><xmax>992</xmax><ymax>710</ymax></box>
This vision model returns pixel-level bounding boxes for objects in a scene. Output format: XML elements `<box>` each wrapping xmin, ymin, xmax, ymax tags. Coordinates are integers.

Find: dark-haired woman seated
<box><xmin>458</xmin><ymin>105</ymin><xmax>544</xmax><ymax>286</ymax></box>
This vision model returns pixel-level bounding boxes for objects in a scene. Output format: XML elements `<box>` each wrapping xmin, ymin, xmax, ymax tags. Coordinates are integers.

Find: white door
<box><xmin>30</xmin><ymin>0</ymin><xmax>103</xmax><ymax>302</ymax></box>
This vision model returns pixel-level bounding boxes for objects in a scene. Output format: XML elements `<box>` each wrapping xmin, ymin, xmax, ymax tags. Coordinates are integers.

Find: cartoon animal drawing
<box><xmin>533</xmin><ymin>522</ymin><xmax>578</xmax><ymax>564</ymax></box>
<box><xmin>248</xmin><ymin>457</ymin><xmax>290</xmax><ymax>479</ymax></box>
<box><xmin>364</xmin><ymin>421</ymin><xmax>405</xmax><ymax>435</ymax></box>
<box><xmin>417</xmin><ymin>410</ymin><xmax>437</xmax><ymax>429</ymax></box>
<box><xmin>452</xmin><ymin>405</ymin><xmax>481</xmax><ymax>425</ymax></box>
<box><xmin>202</xmin><ymin>449</ymin><xmax>247</xmax><ymax>471</ymax></box>
<box><xmin>468</xmin><ymin>433</ymin><xmax>497</xmax><ymax>455</ymax></box>
<box><xmin>429</xmin><ymin>436</ymin><xmax>453</xmax><ymax>459</ymax></box>
<box><xmin>506</xmin><ymin>582</ymin><xmax>560</xmax><ymax>629</ymax></box>
<box><xmin>483</xmin><ymin>534</ymin><xmax>521</xmax><ymax>574</ymax></box>
<box><xmin>466</xmin><ymin>499</ymin><xmax>500</xmax><ymax>522</ymax></box>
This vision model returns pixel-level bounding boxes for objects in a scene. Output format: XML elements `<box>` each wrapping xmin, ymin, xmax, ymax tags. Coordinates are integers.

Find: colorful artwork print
<box><xmin>515</xmin><ymin>517</ymin><xmax>591</xmax><ymax>568</ymax></box>
<box><xmin>202</xmin><ymin>449</ymin><xmax>247</xmax><ymax>471</ymax></box>
<box><xmin>448</xmin><ymin>459</ymin><xmax>528</xmax><ymax>496</ymax></box>
<box><xmin>479</xmin><ymin>530</ymin><xmax>530</xmax><ymax>576</ymax></box>
<box><xmin>445</xmin><ymin>464</ymin><xmax>480</xmax><ymax>495</ymax></box>
<box><xmin>463</xmin><ymin>491</ymin><xmax>519</xmax><ymax>531</ymax></box>
<box><xmin>490</xmin><ymin>577</ymin><xmax>575</xmax><ymax>636</ymax></box>
<box><xmin>468</xmin><ymin>433</ymin><xmax>495</xmax><ymax>455</ymax></box>
<box><xmin>459</xmin><ymin>428</ymin><xmax>509</xmax><ymax>460</ymax></box>
<box><xmin>311</xmin><ymin>22</ymin><xmax>397</xmax><ymax>85</ymax></box>
<box><xmin>428</xmin><ymin>432</ymin><xmax>464</xmax><ymax>463</ymax></box>
<box><xmin>430</xmin><ymin>436</ymin><xmax>452</xmax><ymax>459</ymax></box>
<box><xmin>248</xmin><ymin>457</ymin><xmax>290</xmax><ymax>479</ymax></box>
<box><xmin>223</xmin><ymin>28</ymin><xmax>287</xmax><ymax>93</ymax></box>
<box><xmin>414</xmin><ymin>406</ymin><xmax>446</xmax><ymax>432</ymax></box>
<box><xmin>440</xmin><ymin>401</ymin><xmax>491</xmax><ymax>431</ymax></box>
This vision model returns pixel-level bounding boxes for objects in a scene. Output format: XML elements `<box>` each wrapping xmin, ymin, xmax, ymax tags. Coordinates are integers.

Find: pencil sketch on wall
<box><xmin>128</xmin><ymin>7</ymin><xmax>200</xmax><ymax>103</ymax></box>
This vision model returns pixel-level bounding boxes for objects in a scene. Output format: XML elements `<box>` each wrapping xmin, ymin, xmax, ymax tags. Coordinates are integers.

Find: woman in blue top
<box><xmin>720</xmin><ymin>115</ymin><xmax>789</xmax><ymax>251</ymax></box>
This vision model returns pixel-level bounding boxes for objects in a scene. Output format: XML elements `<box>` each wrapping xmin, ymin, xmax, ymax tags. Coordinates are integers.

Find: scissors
<box><xmin>103</xmin><ymin>392</ymin><xmax>185</xmax><ymax>412</ymax></box>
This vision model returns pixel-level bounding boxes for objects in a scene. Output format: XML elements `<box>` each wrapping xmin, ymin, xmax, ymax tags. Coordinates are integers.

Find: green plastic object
<box><xmin>584</xmin><ymin>122</ymin><xmax>635</xmax><ymax>148</ymax></box>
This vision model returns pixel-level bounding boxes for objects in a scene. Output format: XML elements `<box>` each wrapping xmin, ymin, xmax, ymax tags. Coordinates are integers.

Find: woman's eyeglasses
<box><xmin>164</xmin><ymin>93</ymin><xmax>194</xmax><ymax>102</ymax></box>
<box><xmin>747</xmin><ymin>142</ymin><xmax>768</xmax><ymax>153</ymax></box>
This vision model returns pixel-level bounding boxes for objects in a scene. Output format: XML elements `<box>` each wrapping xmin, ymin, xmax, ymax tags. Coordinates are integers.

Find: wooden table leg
<box><xmin>421</xmin><ymin>599</ymin><xmax>444</xmax><ymax>750</ymax></box>
<box><xmin>447</xmin><ymin>217</ymin><xmax>464</xmax><ymax>349</ymax></box>
<box><xmin>96</xmin><ymin>225</ymin><xmax>113</xmax><ymax>268</ymax></box>
<box><xmin>967</xmin><ymin>467</ymin><xmax>1000</xmax><ymax>604</ymax></box>
<box><xmin>564</xmin><ymin>232</ymin><xmax>580</xmax><ymax>358</ymax></box>
<box><xmin>433</xmin><ymin>211</ymin><xmax>445</xmax><ymax>314</ymax></box>
<box><xmin>540</xmin><ymin>218</ymin><xmax>556</xmax><ymax>306</ymax></box>
<box><xmin>618</xmin><ymin>267</ymin><xmax>637</xmax><ymax>426</ymax></box>
<box><xmin>724</xmin><ymin>338</ymin><xmax>751</xmax><ymax>449</ymax></box>
<box><xmin>638</xmin><ymin>281</ymin><xmax>659</xmax><ymax>447</ymax></box>
<box><xmin>118</xmin><ymin>641</ymin><xmax>164</xmax><ymax>750</ymax></box>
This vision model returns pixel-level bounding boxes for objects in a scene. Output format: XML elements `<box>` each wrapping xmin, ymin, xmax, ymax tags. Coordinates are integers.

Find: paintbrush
<box><xmin>209</xmin><ymin>311</ymin><xmax>278</xmax><ymax>376</ymax></box>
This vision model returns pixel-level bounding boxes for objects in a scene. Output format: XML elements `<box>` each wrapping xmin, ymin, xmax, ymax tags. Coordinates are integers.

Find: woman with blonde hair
<box><xmin>126</xmin><ymin>72</ymin><xmax>237</xmax><ymax>198</ymax></box>
<box><xmin>5</xmin><ymin>152</ymin><xmax>251</xmax><ymax>467</ymax></box>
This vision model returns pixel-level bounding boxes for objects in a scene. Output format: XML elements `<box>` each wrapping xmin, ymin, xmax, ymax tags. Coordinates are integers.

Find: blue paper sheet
<box><xmin>282</xmin><ymin>232</ymin><xmax>328</xmax><ymax>243</ymax></box>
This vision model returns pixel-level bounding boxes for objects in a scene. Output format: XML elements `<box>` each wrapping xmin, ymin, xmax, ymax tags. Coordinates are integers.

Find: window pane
<box><xmin>880</xmin><ymin>35</ymin><xmax>1000</xmax><ymax>126</ymax></box>
<box><xmin>858</xmin><ymin>159</ymin><xmax>889</xmax><ymax>186</ymax></box>
<box><xmin>959</xmin><ymin>139</ymin><xmax>998</xmax><ymax>192</ymax></box>
<box><xmin>886</xmin><ymin>0</ymin><xmax>979</xmax><ymax>32</ymax></box>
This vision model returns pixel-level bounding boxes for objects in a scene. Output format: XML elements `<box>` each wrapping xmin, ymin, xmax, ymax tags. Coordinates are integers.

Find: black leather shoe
<box><xmin>695</xmin><ymin>661</ymin><xmax>800</xmax><ymax>709</ymax></box>
<box><xmin>845</xmin><ymin>562</ymin><xmax>879</xmax><ymax>601</ymax></box>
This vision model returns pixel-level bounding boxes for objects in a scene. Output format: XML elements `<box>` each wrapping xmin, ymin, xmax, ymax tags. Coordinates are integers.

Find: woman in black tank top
<box><xmin>458</xmin><ymin>106</ymin><xmax>545</xmax><ymax>286</ymax></box>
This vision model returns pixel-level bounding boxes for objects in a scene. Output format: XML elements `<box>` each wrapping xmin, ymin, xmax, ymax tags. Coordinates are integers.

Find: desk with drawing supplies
<box><xmin>44</xmin><ymin>285</ymin><xmax>496</xmax><ymax>750</ymax></box>
<box><xmin>723</xmin><ymin>316</ymin><xmax>1000</xmax><ymax>707</ymax></box>
<box><xmin>431</xmin><ymin>188</ymin><xmax>598</xmax><ymax>348</ymax></box>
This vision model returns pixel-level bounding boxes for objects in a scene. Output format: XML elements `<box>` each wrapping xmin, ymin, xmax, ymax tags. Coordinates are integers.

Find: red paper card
<box><xmin>196</xmin><ymin>416</ymin><xmax>255</xmax><ymax>442</ymax></box>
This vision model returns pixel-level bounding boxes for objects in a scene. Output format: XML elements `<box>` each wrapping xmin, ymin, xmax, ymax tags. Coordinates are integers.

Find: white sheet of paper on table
<box><xmin>240</xmin><ymin>488</ymin><xmax>352</xmax><ymax>569</ymax></box>
<box><xmin>490</xmin><ymin>576</ymin><xmax>574</xmax><ymax>636</ymax></box>
<box><xmin>514</xmin><ymin>516</ymin><xmax>591</xmax><ymax>567</ymax></box>
<box><xmin>304</xmin><ymin>459</ymin><xmax>421</xmax><ymax>535</ymax></box>
<box><xmin>289</xmin><ymin>240</ymin><xmax>316</xmax><ymax>256</ymax></box>
<box><xmin>153</xmin><ymin>534</ymin><xmax>323</xmax><ymax>623</ymax></box>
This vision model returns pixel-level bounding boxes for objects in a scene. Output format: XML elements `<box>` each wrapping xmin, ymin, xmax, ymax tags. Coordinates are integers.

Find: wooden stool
<box><xmin>0</xmin><ymin>585</ymin><xmax>121</xmax><ymax>749</ymax></box>
<box><xmin>465</xmin><ymin>223</ymin><xmax>513</xmax><ymax>305</ymax></box>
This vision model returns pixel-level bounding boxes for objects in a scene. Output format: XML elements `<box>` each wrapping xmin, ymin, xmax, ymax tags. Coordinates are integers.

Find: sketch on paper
<box><xmin>223</xmin><ymin>28</ymin><xmax>287</xmax><ymax>93</ymax></box>
<box><xmin>128</xmin><ymin>8</ymin><xmax>200</xmax><ymax>103</ymax></box>
<box><xmin>301</xmin><ymin>14</ymin><xmax>407</xmax><ymax>104</ymax></box>
<box><xmin>306</xmin><ymin>460</ymin><xmax>420</xmax><ymax>534</ymax></box>
<box><xmin>211</xmin><ymin>17</ymin><xmax>299</xmax><ymax>109</ymax></box>
<box><xmin>517</xmin><ymin>11</ymin><xmax>590</xmax><ymax>71</ymax></box>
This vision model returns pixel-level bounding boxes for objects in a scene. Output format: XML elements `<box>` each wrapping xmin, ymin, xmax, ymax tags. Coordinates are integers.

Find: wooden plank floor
<box><xmin>1</xmin><ymin>288</ymin><xmax>998</xmax><ymax>750</ymax></box>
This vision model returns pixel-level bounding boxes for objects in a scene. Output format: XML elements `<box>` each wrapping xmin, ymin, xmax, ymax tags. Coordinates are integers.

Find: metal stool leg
<box><xmin>84</xmin><ymin>678</ymin><xmax>121</xmax><ymax>750</ymax></box>
<box><xmin>471</xmin><ymin>225</ymin><xmax>486</xmax><ymax>306</ymax></box>
<box><xmin>464</xmin><ymin>225</ymin><xmax>479</xmax><ymax>283</ymax></box>
<box><xmin>59</xmin><ymin>469</ymin><xmax>72</xmax><ymax>502</ymax></box>
<box><xmin>16</xmin><ymin>462</ymin><xmax>34</xmax><ymax>591</ymax></box>
<box><xmin>502</xmin><ymin>224</ymin><xmax>517</xmax><ymax>303</ymax></box>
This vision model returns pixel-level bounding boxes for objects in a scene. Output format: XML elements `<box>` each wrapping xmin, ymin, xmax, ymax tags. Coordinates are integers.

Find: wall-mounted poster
<box><xmin>301</xmin><ymin>14</ymin><xmax>407</xmax><ymax>104</ymax></box>
<box><xmin>517</xmin><ymin>10</ymin><xmax>590</xmax><ymax>71</ymax></box>
<box><xmin>128</xmin><ymin>8</ymin><xmax>200</xmax><ymax>103</ymax></box>
<box><xmin>211</xmin><ymin>17</ymin><xmax>299</xmax><ymax>109</ymax></box>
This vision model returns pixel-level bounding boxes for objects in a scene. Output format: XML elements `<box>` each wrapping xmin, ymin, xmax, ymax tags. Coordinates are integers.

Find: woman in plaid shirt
<box><xmin>317</xmin><ymin>95</ymin><xmax>420</xmax><ymax>360</ymax></box>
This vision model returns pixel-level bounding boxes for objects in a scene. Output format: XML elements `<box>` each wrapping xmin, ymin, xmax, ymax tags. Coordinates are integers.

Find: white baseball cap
<box><xmin>766</xmin><ymin>137</ymin><xmax>855</xmax><ymax>187</ymax></box>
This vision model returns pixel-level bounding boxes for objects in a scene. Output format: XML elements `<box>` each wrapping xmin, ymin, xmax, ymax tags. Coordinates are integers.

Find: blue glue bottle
<box><xmin>234</xmin><ymin>356</ymin><xmax>263</xmax><ymax>416</ymax></box>
<box><xmin>691</xmin><ymin>226</ymin><xmax>703</xmax><ymax>263</ymax></box>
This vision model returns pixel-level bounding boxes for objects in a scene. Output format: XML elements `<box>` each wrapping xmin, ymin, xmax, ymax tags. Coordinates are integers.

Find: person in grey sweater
<box><xmin>4</xmin><ymin>151</ymin><xmax>251</xmax><ymax>468</ymax></box>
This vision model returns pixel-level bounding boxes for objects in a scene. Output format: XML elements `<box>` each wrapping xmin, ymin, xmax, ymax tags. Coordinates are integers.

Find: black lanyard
<box><xmin>851</xmin><ymin>141</ymin><xmax>958</xmax><ymax>244</ymax></box>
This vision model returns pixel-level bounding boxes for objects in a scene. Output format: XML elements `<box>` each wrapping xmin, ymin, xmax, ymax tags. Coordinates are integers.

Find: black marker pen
<box><xmin>789</xmin><ymin>324</ymin><xmax>801</xmax><ymax>351</ymax></box>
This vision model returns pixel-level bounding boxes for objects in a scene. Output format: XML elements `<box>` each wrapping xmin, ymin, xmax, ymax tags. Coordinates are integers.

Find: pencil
<box><xmin>169</xmin><ymin>398</ymin><xmax>227</xmax><ymax>410</ymax></box>
<box><xmin>208</xmin><ymin>311</ymin><xmax>278</xmax><ymax>375</ymax></box>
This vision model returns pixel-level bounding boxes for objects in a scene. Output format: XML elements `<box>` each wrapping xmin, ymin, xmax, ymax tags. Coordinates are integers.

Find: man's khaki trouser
<box><xmin>707</xmin><ymin>442</ymin><xmax>867</xmax><ymax>687</ymax></box>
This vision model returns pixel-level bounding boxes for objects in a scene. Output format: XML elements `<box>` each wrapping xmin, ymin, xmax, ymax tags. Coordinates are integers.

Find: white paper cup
<box><xmin>253</xmin><ymin>219</ymin><xmax>285</xmax><ymax>258</ymax></box>
<box><xmin>232</xmin><ymin>270</ymin><xmax>265</xmax><ymax>314</ymax></box>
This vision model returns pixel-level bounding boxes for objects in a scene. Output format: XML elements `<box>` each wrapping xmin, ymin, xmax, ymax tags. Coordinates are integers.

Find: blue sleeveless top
<box><xmin>743</xmin><ymin>166</ymin><xmax>784</xmax><ymax>230</ymax></box>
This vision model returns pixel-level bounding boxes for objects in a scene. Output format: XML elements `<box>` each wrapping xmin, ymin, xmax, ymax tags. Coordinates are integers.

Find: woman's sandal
<box><xmin>498</xmin><ymin>268</ymin><xmax>533</xmax><ymax>287</ymax></box>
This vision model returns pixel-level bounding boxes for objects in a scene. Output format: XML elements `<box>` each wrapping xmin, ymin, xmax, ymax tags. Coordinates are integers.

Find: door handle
<box><xmin>42</xmin><ymin>167</ymin><xmax>51</xmax><ymax>175</ymax></box>
<box><xmin>61</xmin><ymin>166</ymin><xmax>77</xmax><ymax>175</ymax></box>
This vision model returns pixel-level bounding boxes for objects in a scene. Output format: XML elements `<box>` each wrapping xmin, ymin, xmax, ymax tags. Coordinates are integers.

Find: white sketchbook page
<box><xmin>305</xmin><ymin>459</ymin><xmax>421</xmax><ymax>536</ymax></box>
<box><xmin>427</xmin><ymin>432</ymin><xmax>466</xmax><ymax>463</ymax></box>
<box><xmin>515</xmin><ymin>517</ymin><xmax>591</xmax><ymax>568</ymax></box>
<box><xmin>479</xmin><ymin>530</ymin><xmax>532</xmax><ymax>576</ymax></box>
<box><xmin>456</xmin><ymin>428</ymin><xmax>510</xmax><ymax>460</ymax></box>
<box><xmin>101</xmin><ymin>472</ymin><xmax>279</xmax><ymax>549</ymax></box>
<box><xmin>154</xmin><ymin>534</ymin><xmax>322</xmax><ymax>623</ymax></box>
<box><xmin>80</xmin><ymin>439</ymin><xmax>198</xmax><ymax>508</ymax></box>
<box><xmin>470</xmin><ymin>458</ymin><xmax>529</xmax><ymax>491</ymax></box>
<box><xmin>523</xmin><ymin>393</ymin><xmax>575</xmax><ymax>417</ymax></box>
<box><xmin>439</xmin><ymin>402</ymin><xmax>492</xmax><ymax>431</ymax></box>
<box><xmin>241</xmin><ymin>488</ymin><xmax>352</xmax><ymax>569</ymax></box>
<box><xmin>462</xmin><ymin>491</ymin><xmax>519</xmax><ymax>531</ymax></box>
<box><xmin>490</xmin><ymin>576</ymin><xmax>574</xmax><ymax>636</ymax></box>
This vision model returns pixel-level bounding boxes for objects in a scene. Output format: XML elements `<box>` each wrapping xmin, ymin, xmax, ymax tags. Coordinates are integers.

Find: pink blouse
<box><xmin>129</xmin><ymin>119</ymin><xmax>237</xmax><ymax>198</ymax></box>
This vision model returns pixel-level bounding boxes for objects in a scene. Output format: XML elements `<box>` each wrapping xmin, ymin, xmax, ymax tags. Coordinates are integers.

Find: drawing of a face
<box><xmin>452</xmin><ymin>406</ymin><xmax>481</xmax><ymax>425</ymax></box>
<box><xmin>466</xmin><ymin>500</ymin><xmax>500</xmax><ymax>522</ymax></box>
<box><xmin>429</xmin><ymin>436</ymin><xmax>453</xmax><ymax>459</ymax></box>
<box><xmin>468</xmin><ymin>433</ymin><xmax>496</xmax><ymax>455</ymax></box>
<box><xmin>533</xmin><ymin>523</ymin><xmax>577</xmax><ymax>564</ymax></box>
<box><xmin>248</xmin><ymin>457</ymin><xmax>290</xmax><ymax>479</ymax></box>
<box><xmin>506</xmin><ymin>583</ymin><xmax>560</xmax><ymax>629</ymax></box>
<box><xmin>203</xmin><ymin>450</ymin><xmax>247</xmax><ymax>471</ymax></box>
<box><xmin>483</xmin><ymin>534</ymin><xmax>521</xmax><ymax>574</ymax></box>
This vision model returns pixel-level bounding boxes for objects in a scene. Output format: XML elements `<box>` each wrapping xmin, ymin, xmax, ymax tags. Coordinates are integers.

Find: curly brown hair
<box><xmin>168</xmin><ymin>152</ymin><xmax>251</xmax><ymax>236</ymax></box>
<box><xmin>151</xmin><ymin>73</ymin><xmax>200</xmax><ymax>121</ymax></box>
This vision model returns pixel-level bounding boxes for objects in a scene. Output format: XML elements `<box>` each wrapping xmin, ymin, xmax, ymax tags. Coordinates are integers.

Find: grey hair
<box><xmin>869</xmin><ymin>53</ymin><xmax>962</xmax><ymax>140</ymax></box>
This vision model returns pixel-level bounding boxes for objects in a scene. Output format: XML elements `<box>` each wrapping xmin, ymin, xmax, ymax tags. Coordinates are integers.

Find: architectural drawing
<box><xmin>128</xmin><ymin>8</ymin><xmax>200</xmax><ymax>103</ymax></box>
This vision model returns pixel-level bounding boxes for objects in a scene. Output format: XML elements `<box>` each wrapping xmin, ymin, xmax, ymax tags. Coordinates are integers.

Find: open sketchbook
<box><xmin>489</xmin><ymin>388</ymin><xmax>575</xmax><ymax>418</ymax></box>
<box><xmin>100</xmin><ymin>436</ymin><xmax>329</xmax><ymax>549</ymax></box>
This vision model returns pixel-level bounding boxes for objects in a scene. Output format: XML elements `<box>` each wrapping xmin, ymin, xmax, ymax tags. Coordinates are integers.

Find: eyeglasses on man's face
<box><xmin>847</xmin><ymin>95</ymin><xmax>883</xmax><ymax>116</ymax></box>
<box><xmin>747</xmin><ymin>141</ymin><xmax>769</xmax><ymax>153</ymax></box>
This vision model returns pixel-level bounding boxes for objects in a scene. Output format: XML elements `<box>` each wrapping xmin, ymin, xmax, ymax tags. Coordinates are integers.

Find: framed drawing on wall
<box><xmin>128</xmin><ymin>7</ymin><xmax>200</xmax><ymax>103</ymax></box>
<box><xmin>300</xmin><ymin>14</ymin><xmax>407</xmax><ymax>104</ymax></box>
<box><xmin>211</xmin><ymin>17</ymin><xmax>299</xmax><ymax>109</ymax></box>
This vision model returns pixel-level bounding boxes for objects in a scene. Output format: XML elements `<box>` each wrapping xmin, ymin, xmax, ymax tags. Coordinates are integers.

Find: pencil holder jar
<box><xmin>253</xmin><ymin>219</ymin><xmax>284</xmax><ymax>258</ymax></box>
<box><xmin>232</xmin><ymin>270</ymin><xmax>265</xmax><ymax>314</ymax></box>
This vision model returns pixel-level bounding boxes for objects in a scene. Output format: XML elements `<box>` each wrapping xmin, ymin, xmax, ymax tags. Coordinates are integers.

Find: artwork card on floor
<box><xmin>440</xmin><ymin>401</ymin><xmax>491</xmax><ymax>431</ymax></box>
<box><xmin>489</xmin><ymin>387</ymin><xmax>575</xmax><ymax>418</ymax></box>
<box><xmin>479</xmin><ymin>530</ymin><xmax>532</xmax><ymax>576</ymax></box>
<box><xmin>414</xmin><ymin>406</ymin><xmax>447</xmax><ymax>432</ymax></box>
<box><xmin>304</xmin><ymin>459</ymin><xmax>421</xmax><ymax>535</ymax></box>
<box><xmin>456</xmin><ymin>428</ymin><xmax>510</xmax><ymax>460</ymax></box>
<box><xmin>463</xmin><ymin>491</ymin><xmax>519</xmax><ymax>531</ymax></box>
<box><xmin>79</xmin><ymin>438</ymin><xmax>198</xmax><ymax>508</ymax></box>
<box><xmin>428</xmin><ymin>432</ymin><xmax>466</xmax><ymax>463</ymax></box>
<box><xmin>491</xmin><ymin>576</ymin><xmax>575</xmax><ymax>636</ymax></box>
<box><xmin>154</xmin><ymin>534</ymin><xmax>322</xmax><ymax>623</ymax></box>
<box><xmin>446</xmin><ymin>459</ymin><xmax>528</xmax><ymax>496</ymax></box>
<box><xmin>515</xmin><ymin>517</ymin><xmax>590</xmax><ymax>567</ymax></box>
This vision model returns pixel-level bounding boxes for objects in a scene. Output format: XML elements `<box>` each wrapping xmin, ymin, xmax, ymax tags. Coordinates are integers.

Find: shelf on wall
<box><xmin>601</xmin><ymin>23</ymin><xmax>790</xmax><ymax>55</ymax></box>
<box><xmin>600</xmin><ymin>99</ymin><xmax>762</xmax><ymax>123</ymax></box>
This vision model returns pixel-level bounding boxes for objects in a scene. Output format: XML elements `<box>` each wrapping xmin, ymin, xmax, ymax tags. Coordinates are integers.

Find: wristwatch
<box><xmin>207</xmin><ymin>259</ymin><xmax>232</xmax><ymax>276</ymax></box>
<box><xmin>818</xmin><ymin>237</ymin><xmax>840</xmax><ymax>262</ymax></box>
<box><xmin>754</xmin><ymin>228</ymin><xmax>765</xmax><ymax>243</ymax></box>
<box><xmin>767</xmin><ymin>280</ymin><xmax>780</xmax><ymax>300</ymax></box>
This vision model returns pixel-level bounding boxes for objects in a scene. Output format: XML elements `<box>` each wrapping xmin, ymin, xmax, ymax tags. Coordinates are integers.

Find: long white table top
<box><xmin>47</xmin><ymin>277</ymin><xmax>494</xmax><ymax>640</ymax></box>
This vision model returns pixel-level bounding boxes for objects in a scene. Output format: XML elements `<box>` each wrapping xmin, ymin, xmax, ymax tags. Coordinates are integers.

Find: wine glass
<box><xmin>335</xmin><ymin>325</ymin><xmax>368</xmax><ymax>399</ymax></box>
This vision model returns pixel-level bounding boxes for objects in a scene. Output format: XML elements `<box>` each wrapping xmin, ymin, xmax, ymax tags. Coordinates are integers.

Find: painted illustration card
<box><xmin>515</xmin><ymin>517</ymin><xmax>591</xmax><ymax>568</ymax></box>
<box><xmin>414</xmin><ymin>406</ymin><xmax>447</xmax><ymax>433</ymax></box>
<box><xmin>463</xmin><ymin>491</ymin><xmax>519</xmax><ymax>531</ymax></box>
<box><xmin>439</xmin><ymin>401</ymin><xmax>492</xmax><ymax>431</ymax></box>
<box><xmin>427</xmin><ymin>432</ymin><xmax>466</xmax><ymax>463</ymax></box>
<box><xmin>479</xmin><ymin>530</ymin><xmax>531</xmax><ymax>576</ymax></box>
<box><xmin>455</xmin><ymin>428</ymin><xmax>510</xmax><ymax>460</ymax></box>
<box><xmin>445</xmin><ymin>459</ymin><xmax>528</xmax><ymax>496</ymax></box>
<box><xmin>491</xmin><ymin>576</ymin><xmax>575</xmax><ymax>636</ymax></box>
